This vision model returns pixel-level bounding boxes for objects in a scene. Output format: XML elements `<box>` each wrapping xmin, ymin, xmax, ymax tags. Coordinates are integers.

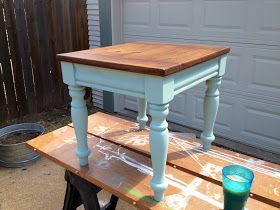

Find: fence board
<box><xmin>0</xmin><ymin>1</ymin><xmax>8</xmax><ymax>121</ymax></box>
<box><xmin>14</xmin><ymin>0</ymin><xmax>36</xmax><ymax>113</ymax></box>
<box><xmin>0</xmin><ymin>0</ymin><xmax>17</xmax><ymax>118</ymax></box>
<box><xmin>24</xmin><ymin>0</ymin><xmax>43</xmax><ymax>112</ymax></box>
<box><xmin>0</xmin><ymin>0</ymin><xmax>89</xmax><ymax>123</ymax></box>
<box><xmin>3</xmin><ymin>0</ymin><xmax>27</xmax><ymax>115</ymax></box>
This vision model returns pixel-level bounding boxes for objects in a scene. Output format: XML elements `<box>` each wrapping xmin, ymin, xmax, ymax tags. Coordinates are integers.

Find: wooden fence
<box><xmin>0</xmin><ymin>0</ymin><xmax>89</xmax><ymax>123</ymax></box>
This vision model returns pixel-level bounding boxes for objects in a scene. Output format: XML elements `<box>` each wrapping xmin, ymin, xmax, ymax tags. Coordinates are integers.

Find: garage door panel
<box><xmin>239</xmin><ymin>101</ymin><xmax>280</xmax><ymax>153</ymax></box>
<box><xmin>156</xmin><ymin>0</ymin><xmax>193</xmax><ymax>33</ymax></box>
<box><xmin>123</xmin><ymin>0</ymin><xmax>280</xmax><ymax>44</ymax></box>
<box><xmin>189</xmin><ymin>91</ymin><xmax>234</xmax><ymax>132</ymax></box>
<box><xmin>222</xmin><ymin>49</ymin><xmax>242</xmax><ymax>87</ymax></box>
<box><xmin>123</xmin><ymin>0</ymin><xmax>151</xmax><ymax>30</ymax></box>
<box><xmin>246</xmin><ymin>48</ymin><xmax>280</xmax><ymax>97</ymax></box>
<box><xmin>167</xmin><ymin>93</ymin><xmax>187</xmax><ymax>124</ymax></box>
<box><xmin>200</xmin><ymin>0</ymin><xmax>248</xmax><ymax>33</ymax></box>
<box><xmin>255</xmin><ymin>0</ymin><xmax>280</xmax><ymax>37</ymax></box>
<box><xmin>196</xmin><ymin>0</ymin><xmax>280</xmax><ymax>43</ymax></box>
<box><xmin>242</xmin><ymin>107</ymin><xmax>280</xmax><ymax>141</ymax></box>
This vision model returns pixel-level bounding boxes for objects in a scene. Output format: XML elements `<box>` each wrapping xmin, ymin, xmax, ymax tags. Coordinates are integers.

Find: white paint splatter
<box><xmin>169</xmin><ymin>134</ymin><xmax>280</xmax><ymax>179</ymax></box>
<box><xmin>96</xmin><ymin>159</ymin><xmax>110</xmax><ymax>169</ymax></box>
<box><xmin>63</xmin><ymin>138</ymin><xmax>76</xmax><ymax>144</ymax></box>
<box><xmin>93</xmin><ymin>126</ymin><xmax>109</xmax><ymax>136</ymax></box>
<box><xmin>93</xmin><ymin>139</ymin><xmax>226</xmax><ymax>209</ymax></box>
<box><xmin>273</xmin><ymin>187</ymin><xmax>280</xmax><ymax>196</ymax></box>
<box><xmin>202</xmin><ymin>163</ymin><xmax>223</xmax><ymax>180</ymax></box>
<box><xmin>120</xmin><ymin>135</ymin><xmax>149</xmax><ymax>146</ymax></box>
<box><xmin>165</xmin><ymin>193</ymin><xmax>187</xmax><ymax>210</ymax></box>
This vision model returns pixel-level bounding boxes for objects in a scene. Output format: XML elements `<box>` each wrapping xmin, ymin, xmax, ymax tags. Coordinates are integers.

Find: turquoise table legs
<box><xmin>60</xmin><ymin>51</ymin><xmax>228</xmax><ymax>203</ymax></box>
<box><xmin>69</xmin><ymin>86</ymin><xmax>91</xmax><ymax>166</ymax></box>
<box><xmin>149</xmin><ymin>103</ymin><xmax>169</xmax><ymax>201</ymax></box>
<box><xmin>137</xmin><ymin>98</ymin><xmax>148</xmax><ymax>130</ymax></box>
<box><xmin>200</xmin><ymin>76</ymin><xmax>222</xmax><ymax>151</ymax></box>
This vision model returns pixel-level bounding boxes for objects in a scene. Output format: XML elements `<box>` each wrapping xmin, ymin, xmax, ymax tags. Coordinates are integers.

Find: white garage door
<box><xmin>117</xmin><ymin>0</ymin><xmax>280</xmax><ymax>154</ymax></box>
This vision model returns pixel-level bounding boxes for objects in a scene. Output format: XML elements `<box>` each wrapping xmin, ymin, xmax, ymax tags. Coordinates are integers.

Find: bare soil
<box><xmin>0</xmin><ymin>131</ymin><xmax>41</xmax><ymax>145</ymax></box>
<box><xmin>0</xmin><ymin>104</ymin><xmax>99</xmax><ymax>133</ymax></box>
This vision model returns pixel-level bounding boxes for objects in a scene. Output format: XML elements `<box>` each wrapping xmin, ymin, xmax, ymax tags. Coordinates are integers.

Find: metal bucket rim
<box><xmin>0</xmin><ymin>123</ymin><xmax>45</xmax><ymax>146</ymax></box>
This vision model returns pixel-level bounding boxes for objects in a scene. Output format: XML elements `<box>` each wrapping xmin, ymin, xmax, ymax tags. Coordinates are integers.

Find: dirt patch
<box><xmin>0</xmin><ymin>131</ymin><xmax>41</xmax><ymax>145</ymax></box>
<box><xmin>0</xmin><ymin>104</ymin><xmax>100</xmax><ymax>133</ymax></box>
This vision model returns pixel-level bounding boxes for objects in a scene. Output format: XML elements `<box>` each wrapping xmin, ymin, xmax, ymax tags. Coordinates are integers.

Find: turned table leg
<box><xmin>200</xmin><ymin>76</ymin><xmax>222</xmax><ymax>151</ymax></box>
<box><xmin>69</xmin><ymin>86</ymin><xmax>90</xmax><ymax>166</ymax></box>
<box><xmin>149</xmin><ymin>103</ymin><xmax>169</xmax><ymax>201</ymax></box>
<box><xmin>137</xmin><ymin>98</ymin><xmax>148</xmax><ymax>130</ymax></box>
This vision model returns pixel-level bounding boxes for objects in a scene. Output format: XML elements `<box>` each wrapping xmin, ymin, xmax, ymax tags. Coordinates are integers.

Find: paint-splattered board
<box><xmin>84</xmin><ymin>112</ymin><xmax>280</xmax><ymax>209</ymax></box>
<box><xmin>26</xmin><ymin>115</ymin><xmax>279</xmax><ymax>210</ymax></box>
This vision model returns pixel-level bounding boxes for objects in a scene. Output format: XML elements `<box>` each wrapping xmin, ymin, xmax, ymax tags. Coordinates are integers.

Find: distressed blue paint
<box><xmin>137</xmin><ymin>98</ymin><xmax>148</xmax><ymax>130</ymax></box>
<box><xmin>149</xmin><ymin>103</ymin><xmax>169</xmax><ymax>201</ymax></box>
<box><xmin>69</xmin><ymin>86</ymin><xmax>90</xmax><ymax>166</ymax></box>
<box><xmin>61</xmin><ymin>53</ymin><xmax>228</xmax><ymax>201</ymax></box>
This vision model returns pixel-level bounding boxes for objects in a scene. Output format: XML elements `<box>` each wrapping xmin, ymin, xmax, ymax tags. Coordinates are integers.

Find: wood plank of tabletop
<box><xmin>84</xmin><ymin>112</ymin><xmax>280</xmax><ymax>208</ymax></box>
<box><xmin>57</xmin><ymin>42</ymin><xmax>230</xmax><ymax>76</ymax></box>
<box><xmin>26</xmin><ymin>125</ymin><xmax>276</xmax><ymax>210</ymax></box>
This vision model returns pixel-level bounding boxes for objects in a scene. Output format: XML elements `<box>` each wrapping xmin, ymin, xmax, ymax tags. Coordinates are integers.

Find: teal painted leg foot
<box><xmin>137</xmin><ymin>98</ymin><xmax>148</xmax><ymax>130</ymax></box>
<box><xmin>149</xmin><ymin>103</ymin><xmax>169</xmax><ymax>201</ymax></box>
<box><xmin>69</xmin><ymin>86</ymin><xmax>90</xmax><ymax>166</ymax></box>
<box><xmin>200</xmin><ymin>76</ymin><xmax>222</xmax><ymax>151</ymax></box>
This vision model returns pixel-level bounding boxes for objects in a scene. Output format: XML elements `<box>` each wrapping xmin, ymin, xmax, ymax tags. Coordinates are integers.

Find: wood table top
<box><xmin>57</xmin><ymin>42</ymin><xmax>230</xmax><ymax>76</ymax></box>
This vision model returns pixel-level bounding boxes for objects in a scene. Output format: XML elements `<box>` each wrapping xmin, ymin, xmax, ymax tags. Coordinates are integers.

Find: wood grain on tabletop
<box><xmin>57</xmin><ymin>42</ymin><xmax>230</xmax><ymax>76</ymax></box>
<box><xmin>85</xmin><ymin>112</ymin><xmax>280</xmax><ymax>208</ymax></box>
<box><xmin>26</xmin><ymin>124</ymin><xmax>276</xmax><ymax>210</ymax></box>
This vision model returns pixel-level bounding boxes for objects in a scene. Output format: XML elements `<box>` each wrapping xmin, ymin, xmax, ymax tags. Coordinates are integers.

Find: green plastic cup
<box><xmin>222</xmin><ymin>165</ymin><xmax>254</xmax><ymax>210</ymax></box>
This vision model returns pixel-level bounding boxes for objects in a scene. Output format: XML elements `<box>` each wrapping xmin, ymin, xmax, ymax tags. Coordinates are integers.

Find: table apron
<box><xmin>61</xmin><ymin>56</ymin><xmax>222</xmax><ymax>101</ymax></box>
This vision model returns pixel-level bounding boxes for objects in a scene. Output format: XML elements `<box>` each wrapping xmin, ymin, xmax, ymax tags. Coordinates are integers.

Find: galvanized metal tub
<box><xmin>0</xmin><ymin>123</ymin><xmax>45</xmax><ymax>168</ymax></box>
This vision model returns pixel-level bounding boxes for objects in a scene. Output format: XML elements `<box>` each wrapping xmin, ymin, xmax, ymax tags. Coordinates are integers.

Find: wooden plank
<box><xmin>49</xmin><ymin>0</ymin><xmax>65</xmax><ymax>105</ymax></box>
<box><xmin>0</xmin><ymin>0</ymin><xmax>17</xmax><ymax>119</ymax></box>
<box><xmin>26</xmin><ymin>125</ymin><xmax>277</xmax><ymax>210</ymax></box>
<box><xmin>14</xmin><ymin>0</ymin><xmax>36</xmax><ymax>113</ymax></box>
<box><xmin>79</xmin><ymin>0</ymin><xmax>89</xmax><ymax>50</ymax></box>
<box><xmin>3</xmin><ymin>0</ymin><xmax>27</xmax><ymax>116</ymax></box>
<box><xmin>57</xmin><ymin>42</ymin><xmax>230</xmax><ymax>76</ymax></box>
<box><xmin>54</xmin><ymin>0</ymin><xmax>73</xmax><ymax>105</ymax></box>
<box><xmin>44</xmin><ymin>0</ymin><xmax>60</xmax><ymax>107</ymax></box>
<box><xmin>84</xmin><ymin>112</ymin><xmax>280</xmax><ymax>208</ymax></box>
<box><xmin>61</xmin><ymin>0</ymin><xmax>73</xmax><ymax>52</ymax></box>
<box><xmin>33</xmin><ymin>0</ymin><xmax>52</xmax><ymax>109</ymax></box>
<box><xmin>0</xmin><ymin>0</ymin><xmax>7</xmax><ymax>121</ymax></box>
<box><xmin>69</xmin><ymin>0</ymin><xmax>78</xmax><ymax>51</ymax></box>
<box><xmin>24</xmin><ymin>0</ymin><xmax>43</xmax><ymax>112</ymax></box>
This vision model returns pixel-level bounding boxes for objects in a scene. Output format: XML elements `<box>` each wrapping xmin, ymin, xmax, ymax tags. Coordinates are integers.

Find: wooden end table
<box><xmin>57</xmin><ymin>42</ymin><xmax>230</xmax><ymax>201</ymax></box>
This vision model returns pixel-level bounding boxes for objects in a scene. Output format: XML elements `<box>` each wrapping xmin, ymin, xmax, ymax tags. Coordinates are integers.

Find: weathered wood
<box><xmin>26</xmin><ymin>116</ymin><xmax>279</xmax><ymax>210</ymax></box>
<box><xmin>0</xmin><ymin>0</ymin><xmax>89</xmax><ymax>123</ymax></box>
<box><xmin>0</xmin><ymin>0</ymin><xmax>17</xmax><ymax>118</ymax></box>
<box><xmin>85</xmin><ymin>112</ymin><xmax>280</xmax><ymax>208</ymax></box>
<box><xmin>3</xmin><ymin>0</ymin><xmax>27</xmax><ymax>116</ymax></box>
<box><xmin>14</xmin><ymin>0</ymin><xmax>36</xmax><ymax>113</ymax></box>
<box><xmin>57</xmin><ymin>42</ymin><xmax>230</xmax><ymax>76</ymax></box>
<box><xmin>0</xmin><ymin>1</ymin><xmax>8</xmax><ymax>121</ymax></box>
<box><xmin>24</xmin><ymin>0</ymin><xmax>43</xmax><ymax>112</ymax></box>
